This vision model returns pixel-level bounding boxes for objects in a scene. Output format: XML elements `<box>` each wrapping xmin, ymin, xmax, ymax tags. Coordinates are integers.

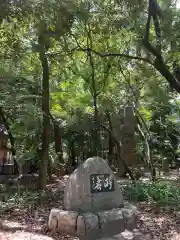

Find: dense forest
<box><xmin>1</xmin><ymin>0</ymin><xmax>180</xmax><ymax>190</ymax></box>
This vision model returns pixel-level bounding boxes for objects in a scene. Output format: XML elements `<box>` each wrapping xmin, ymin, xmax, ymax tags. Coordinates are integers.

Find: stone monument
<box><xmin>48</xmin><ymin>157</ymin><xmax>138</xmax><ymax>239</ymax></box>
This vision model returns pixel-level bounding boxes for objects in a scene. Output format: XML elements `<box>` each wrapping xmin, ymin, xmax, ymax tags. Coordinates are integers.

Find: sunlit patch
<box><xmin>3</xmin><ymin>220</ymin><xmax>23</xmax><ymax>229</ymax></box>
<box><xmin>4</xmin><ymin>231</ymin><xmax>54</xmax><ymax>240</ymax></box>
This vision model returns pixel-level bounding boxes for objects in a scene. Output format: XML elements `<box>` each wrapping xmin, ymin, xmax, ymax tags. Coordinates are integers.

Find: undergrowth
<box><xmin>0</xmin><ymin>188</ymin><xmax>63</xmax><ymax>212</ymax></box>
<box><xmin>0</xmin><ymin>181</ymin><xmax>180</xmax><ymax>212</ymax></box>
<box><xmin>122</xmin><ymin>181</ymin><xmax>180</xmax><ymax>205</ymax></box>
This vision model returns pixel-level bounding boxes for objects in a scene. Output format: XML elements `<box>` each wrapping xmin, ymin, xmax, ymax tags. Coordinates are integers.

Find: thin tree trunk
<box><xmin>49</xmin><ymin>114</ymin><xmax>63</xmax><ymax>163</ymax></box>
<box><xmin>105</xmin><ymin>110</ymin><xmax>114</xmax><ymax>165</ymax></box>
<box><xmin>38</xmin><ymin>35</ymin><xmax>50</xmax><ymax>189</ymax></box>
<box><xmin>87</xmin><ymin>26</ymin><xmax>100</xmax><ymax>156</ymax></box>
<box><xmin>92</xmin><ymin>94</ymin><xmax>99</xmax><ymax>156</ymax></box>
<box><xmin>47</xmin><ymin>157</ymin><xmax>52</xmax><ymax>182</ymax></box>
<box><xmin>70</xmin><ymin>141</ymin><xmax>76</xmax><ymax>168</ymax></box>
<box><xmin>0</xmin><ymin>107</ymin><xmax>19</xmax><ymax>175</ymax></box>
<box><xmin>136</xmin><ymin>115</ymin><xmax>156</xmax><ymax>180</ymax></box>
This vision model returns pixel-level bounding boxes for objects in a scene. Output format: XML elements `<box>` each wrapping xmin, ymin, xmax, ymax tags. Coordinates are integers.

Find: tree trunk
<box><xmin>50</xmin><ymin>114</ymin><xmax>63</xmax><ymax>163</ymax></box>
<box><xmin>136</xmin><ymin>116</ymin><xmax>156</xmax><ymax>181</ymax></box>
<box><xmin>47</xmin><ymin>157</ymin><xmax>52</xmax><ymax>182</ymax></box>
<box><xmin>108</xmin><ymin>132</ymin><xmax>113</xmax><ymax>165</ymax></box>
<box><xmin>0</xmin><ymin>107</ymin><xmax>19</xmax><ymax>175</ymax></box>
<box><xmin>92</xmin><ymin>94</ymin><xmax>99</xmax><ymax>156</ymax></box>
<box><xmin>69</xmin><ymin>140</ymin><xmax>76</xmax><ymax>168</ymax></box>
<box><xmin>87</xmin><ymin>28</ymin><xmax>100</xmax><ymax>156</ymax></box>
<box><xmin>106</xmin><ymin>110</ymin><xmax>114</xmax><ymax>165</ymax></box>
<box><xmin>38</xmin><ymin>36</ymin><xmax>50</xmax><ymax>189</ymax></box>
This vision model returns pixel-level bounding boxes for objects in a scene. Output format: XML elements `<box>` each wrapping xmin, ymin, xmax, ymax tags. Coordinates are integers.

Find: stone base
<box><xmin>48</xmin><ymin>204</ymin><xmax>137</xmax><ymax>239</ymax></box>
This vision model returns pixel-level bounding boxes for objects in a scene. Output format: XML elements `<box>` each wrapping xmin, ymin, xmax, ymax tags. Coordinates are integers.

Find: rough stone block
<box><xmin>98</xmin><ymin>208</ymin><xmax>125</xmax><ymax>237</ymax></box>
<box><xmin>48</xmin><ymin>209</ymin><xmax>78</xmax><ymax>236</ymax></box>
<box><xmin>48</xmin><ymin>208</ymin><xmax>59</xmax><ymax>231</ymax></box>
<box><xmin>122</xmin><ymin>204</ymin><xmax>137</xmax><ymax>231</ymax></box>
<box><xmin>123</xmin><ymin>203</ymin><xmax>138</xmax><ymax>215</ymax></box>
<box><xmin>77</xmin><ymin>212</ymin><xmax>100</xmax><ymax>238</ymax></box>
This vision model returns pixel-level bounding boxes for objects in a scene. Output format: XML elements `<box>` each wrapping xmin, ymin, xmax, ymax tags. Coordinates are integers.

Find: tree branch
<box><xmin>47</xmin><ymin>46</ymin><xmax>152</xmax><ymax>65</ymax></box>
<box><xmin>84</xmin><ymin>49</ymin><xmax>152</xmax><ymax>64</ymax></box>
<box><xmin>142</xmin><ymin>38</ymin><xmax>161</xmax><ymax>58</ymax></box>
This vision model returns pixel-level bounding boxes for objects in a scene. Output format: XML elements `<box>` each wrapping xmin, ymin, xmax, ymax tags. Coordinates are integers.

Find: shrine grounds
<box><xmin>0</xmin><ymin>173</ymin><xmax>180</xmax><ymax>240</ymax></box>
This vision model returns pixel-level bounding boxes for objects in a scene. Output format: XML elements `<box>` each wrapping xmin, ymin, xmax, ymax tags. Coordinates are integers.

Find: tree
<box><xmin>1</xmin><ymin>0</ymin><xmax>180</xmax><ymax>188</ymax></box>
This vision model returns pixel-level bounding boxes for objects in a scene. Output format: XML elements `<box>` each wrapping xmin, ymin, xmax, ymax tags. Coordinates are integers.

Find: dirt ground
<box><xmin>0</xmin><ymin>176</ymin><xmax>180</xmax><ymax>240</ymax></box>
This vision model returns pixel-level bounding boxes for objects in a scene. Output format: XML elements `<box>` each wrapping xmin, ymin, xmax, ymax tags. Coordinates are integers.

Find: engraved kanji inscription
<box><xmin>90</xmin><ymin>174</ymin><xmax>115</xmax><ymax>193</ymax></box>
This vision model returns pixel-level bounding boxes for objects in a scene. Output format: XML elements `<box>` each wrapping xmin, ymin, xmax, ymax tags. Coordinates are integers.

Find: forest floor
<box><xmin>0</xmin><ymin>173</ymin><xmax>180</xmax><ymax>240</ymax></box>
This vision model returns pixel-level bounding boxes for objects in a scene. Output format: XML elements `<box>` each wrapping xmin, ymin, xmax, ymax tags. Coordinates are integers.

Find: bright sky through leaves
<box><xmin>177</xmin><ymin>0</ymin><xmax>180</xmax><ymax>8</ymax></box>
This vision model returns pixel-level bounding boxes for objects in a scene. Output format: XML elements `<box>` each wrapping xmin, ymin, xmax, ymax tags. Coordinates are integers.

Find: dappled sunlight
<box><xmin>138</xmin><ymin>205</ymin><xmax>180</xmax><ymax>240</ymax></box>
<box><xmin>169</xmin><ymin>233</ymin><xmax>180</xmax><ymax>240</ymax></box>
<box><xmin>2</xmin><ymin>230</ymin><xmax>54</xmax><ymax>240</ymax></box>
<box><xmin>3</xmin><ymin>220</ymin><xmax>23</xmax><ymax>229</ymax></box>
<box><xmin>1</xmin><ymin>0</ymin><xmax>180</xmax><ymax>239</ymax></box>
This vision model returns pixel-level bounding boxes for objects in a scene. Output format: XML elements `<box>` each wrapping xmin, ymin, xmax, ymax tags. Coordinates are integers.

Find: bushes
<box><xmin>123</xmin><ymin>182</ymin><xmax>180</xmax><ymax>204</ymax></box>
<box><xmin>0</xmin><ymin>188</ymin><xmax>63</xmax><ymax>212</ymax></box>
